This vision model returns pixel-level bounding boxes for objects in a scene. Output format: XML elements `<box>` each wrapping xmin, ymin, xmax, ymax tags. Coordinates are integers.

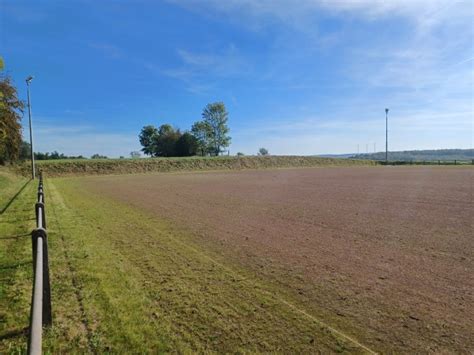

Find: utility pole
<box><xmin>385</xmin><ymin>108</ymin><xmax>389</xmax><ymax>164</ymax></box>
<box><xmin>26</xmin><ymin>76</ymin><xmax>35</xmax><ymax>179</ymax></box>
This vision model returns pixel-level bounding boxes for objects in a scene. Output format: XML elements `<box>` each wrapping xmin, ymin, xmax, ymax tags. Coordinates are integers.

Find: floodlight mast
<box><xmin>26</xmin><ymin>76</ymin><xmax>35</xmax><ymax>179</ymax></box>
<box><xmin>385</xmin><ymin>108</ymin><xmax>389</xmax><ymax>164</ymax></box>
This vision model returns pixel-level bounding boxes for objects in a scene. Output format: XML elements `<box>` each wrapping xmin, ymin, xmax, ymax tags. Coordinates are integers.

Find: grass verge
<box><xmin>0</xmin><ymin>169</ymin><xmax>29</xmax><ymax>213</ymax></box>
<box><xmin>0</xmin><ymin>177</ymin><xmax>34</xmax><ymax>354</ymax></box>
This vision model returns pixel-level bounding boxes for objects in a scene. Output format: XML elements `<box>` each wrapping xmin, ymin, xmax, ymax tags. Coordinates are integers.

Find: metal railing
<box><xmin>28</xmin><ymin>172</ymin><xmax>52</xmax><ymax>355</ymax></box>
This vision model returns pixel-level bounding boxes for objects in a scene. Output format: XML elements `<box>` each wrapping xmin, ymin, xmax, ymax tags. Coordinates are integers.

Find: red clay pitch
<box><xmin>81</xmin><ymin>166</ymin><xmax>473</xmax><ymax>353</ymax></box>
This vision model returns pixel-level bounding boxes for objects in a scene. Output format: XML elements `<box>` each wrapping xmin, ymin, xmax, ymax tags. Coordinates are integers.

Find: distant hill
<box><xmin>349</xmin><ymin>149</ymin><xmax>473</xmax><ymax>161</ymax></box>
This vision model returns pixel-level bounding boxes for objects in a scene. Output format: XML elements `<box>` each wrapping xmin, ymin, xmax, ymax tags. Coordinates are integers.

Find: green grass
<box><xmin>15</xmin><ymin>156</ymin><xmax>377</xmax><ymax>177</ymax></box>
<box><xmin>0</xmin><ymin>169</ymin><xmax>28</xmax><ymax>213</ymax></box>
<box><xmin>0</xmin><ymin>175</ymin><xmax>373</xmax><ymax>353</ymax></box>
<box><xmin>0</xmin><ymin>175</ymin><xmax>34</xmax><ymax>354</ymax></box>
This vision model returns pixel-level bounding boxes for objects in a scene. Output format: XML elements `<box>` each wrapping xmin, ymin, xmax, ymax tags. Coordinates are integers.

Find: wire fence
<box><xmin>28</xmin><ymin>172</ymin><xmax>52</xmax><ymax>355</ymax></box>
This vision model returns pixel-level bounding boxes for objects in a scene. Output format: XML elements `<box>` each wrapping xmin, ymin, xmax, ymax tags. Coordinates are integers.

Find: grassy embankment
<box><xmin>1</xmin><ymin>170</ymin><xmax>375</xmax><ymax>353</ymax></box>
<box><xmin>15</xmin><ymin>156</ymin><xmax>377</xmax><ymax>177</ymax></box>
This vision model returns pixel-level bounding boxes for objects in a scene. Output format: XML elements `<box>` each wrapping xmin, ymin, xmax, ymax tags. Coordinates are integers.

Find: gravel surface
<box><xmin>81</xmin><ymin>166</ymin><xmax>473</xmax><ymax>353</ymax></box>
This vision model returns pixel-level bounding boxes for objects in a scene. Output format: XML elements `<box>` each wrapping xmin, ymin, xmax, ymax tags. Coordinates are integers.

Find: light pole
<box><xmin>26</xmin><ymin>76</ymin><xmax>35</xmax><ymax>179</ymax></box>
<box><xmin>385</xmin><ymin>108</ymin><xmax>389</xmax><ymax>164</ymax></box>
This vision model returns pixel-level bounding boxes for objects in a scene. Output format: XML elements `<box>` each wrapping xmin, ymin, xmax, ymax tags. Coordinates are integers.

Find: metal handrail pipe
<box><xmin>28</xmin><ymin>235</ymin><xmax>43</xmax><ymax>355</ymax></box>
<box><xmin>38</xmin><ymin>207</ymin><xmax>43</xmax><ymax>229</ymax></box>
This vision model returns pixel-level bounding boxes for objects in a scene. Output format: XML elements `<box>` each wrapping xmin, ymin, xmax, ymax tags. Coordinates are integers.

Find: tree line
<box><xmin>139</xmin><ymin>102</ymin><xmax>231</xmax><ymax>157</ymax></box>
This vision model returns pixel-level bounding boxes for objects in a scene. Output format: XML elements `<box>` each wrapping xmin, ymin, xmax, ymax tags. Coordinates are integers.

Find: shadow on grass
<box><xmin>0</xmin><ymin>327</ymin><xmax>28</xmax><ymax>341</ymax></box>
<box><xmin>0</xmin><ymin>179</ymin><xmax>31</xmax><ymax>216</ymax></box>
<box><xmin>0</xmin><ymin>260</ymin><xmax>31</xmax><ymax>270</ymax></box>
<box><xmin>0</xmin><ymin>217</ymin><xmax>35</xmax><ymax>224</ymax></box>
<box><xmin>0</xmin><ymin>233</ymin><xmax>30</xmax><ymax>240</ymax></box>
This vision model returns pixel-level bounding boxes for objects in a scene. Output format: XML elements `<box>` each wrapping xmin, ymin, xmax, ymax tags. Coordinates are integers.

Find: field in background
<box><xmin>1</xmin><ymin>166</ymin><xmax>472</xmax><ymax>353</ymax></box>
<box><xmin>14</xmin><ymin>156</ymin><xmax>376</xmax><ymax>177</ymax></box>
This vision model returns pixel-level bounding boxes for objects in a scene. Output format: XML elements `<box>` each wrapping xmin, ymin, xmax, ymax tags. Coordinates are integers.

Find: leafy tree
<box><xmin>201</xmin><ymin>102</ymin><xmax>231</xmax><ymax>156</ymax></box>
<box><xmin>139</xmin><ymin>125</ymin><xmax>158</xmax><ymax>156</ymax></box>
<box><xmin>140</xmin><ymin>123</ymin><xmax>194</xmax><ymax>157</ymax></box>
<box><xmin>19</xmin><ymin>141</ymin><xmax>31</xmax><ymax>160</ymax></box>
<box><xmin>49</xmin><ymin>151</ymin><xmax>64</xmax><ymax>159</ymax></box>
<box><xmin>176</xmin><ymin>132</ymin><xmax>198</xmax><ymax>156</ymax></box>
<box><xmin>0</xmin><ymin>60</ymin><xmax>24</xmax><ymax>164</ymax></box>
<box><xmin>236</xmin><ymin>152</ymin><xmax>244</xmax><ymax>156</ymax></box>
<box><xmin>153</xmin><ymin>124</ymin><xmax>181</xmax><ymax>157</ymax></box>
<box><xmin>191</xmin><ymin>120</ymin><xmax>212</xmax><ymax>156</ymax></box>
<box><xmin>32</xmin><ymin>150</ymin><xmax>84</xmax><ymax>160</ymax></box>
<box><xmin>130</xmin><ymin>151</ymin><xmax>141</xmax><ymax>158</ymax></box>
<box><xmin>258</xmin><ymin>148</ymin><xmax>269</xmax><ymax>156</ymax></box>
<box><xmin>91</xmin><ymin>154</ymin><xmax>108</xmax><ymax>159</ymax></box>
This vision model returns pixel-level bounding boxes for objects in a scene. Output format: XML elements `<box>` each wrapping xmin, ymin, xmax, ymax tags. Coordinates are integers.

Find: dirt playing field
<box><xmin>80</xmin><ymin>166</ymin><xmax>473</xmax><ymax>353</ymax></box>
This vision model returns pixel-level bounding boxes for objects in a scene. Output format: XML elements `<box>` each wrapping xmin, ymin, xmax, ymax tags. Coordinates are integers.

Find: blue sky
<box><xmin>1</xmin><ymin>0</ymin><xmax>472</xmax><ymax>157</ymax></box>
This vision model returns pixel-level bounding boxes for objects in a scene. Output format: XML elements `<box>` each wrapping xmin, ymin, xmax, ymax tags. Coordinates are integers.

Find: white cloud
<box><xmin>177</xmin><ymin>49</ymin><xmax>216</xmax><ymax>66</ymax></box>
<box><xmin>18</xmin><ymin>0</ymin><xmax>472</xmax><ymax>156</ymax></box>
<box><xmin>195</xmin><ymin>0</ymin><xmax>473</xmax><ymax>153</ymax></box>
<box><xmin>161</xmin><ymin>44</ymin><xmax>250</xmax><ymax>93</ymax></box>
<box><xmin>170</xmin><ymin>0</ymin><xmax>471</xmax><ymax>30</ymax></box>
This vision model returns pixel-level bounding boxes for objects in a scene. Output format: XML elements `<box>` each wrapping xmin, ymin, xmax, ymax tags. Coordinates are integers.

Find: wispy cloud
<box><xmin>171</xmin><ymin>0</ymin><xmax>472</xmax><ymax>151</ymax></box>
<box><xmin>170</xmin><ymin>0</ymin><xmax>471</xmax><ymax>30</ymax></box>
<box><xmin>161</xmin><ymin>44</ymin><xmax>250</xmax><ymax>93</ymax></box>
<box><xmin>10</xmin><ymin>1</ymin><xmax>471</xmax><ymax>156</ymax></box>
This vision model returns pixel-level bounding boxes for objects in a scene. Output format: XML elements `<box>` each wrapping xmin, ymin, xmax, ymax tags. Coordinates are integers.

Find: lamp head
<box><xmin>385</xmin><ymin>108</ymin><xmax>389</xmax><ymax>114</ymax></box>
<box><xmin>26</xmin><ymin>76</ymin><xmax>34</xmax><ymax>84</ymax></box>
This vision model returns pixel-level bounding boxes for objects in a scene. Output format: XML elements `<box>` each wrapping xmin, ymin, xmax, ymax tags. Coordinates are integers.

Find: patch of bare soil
<box><xmin>81</xmin><ymin>167</ymin><xmax>473</xmax><ymax>353</ymax></box>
